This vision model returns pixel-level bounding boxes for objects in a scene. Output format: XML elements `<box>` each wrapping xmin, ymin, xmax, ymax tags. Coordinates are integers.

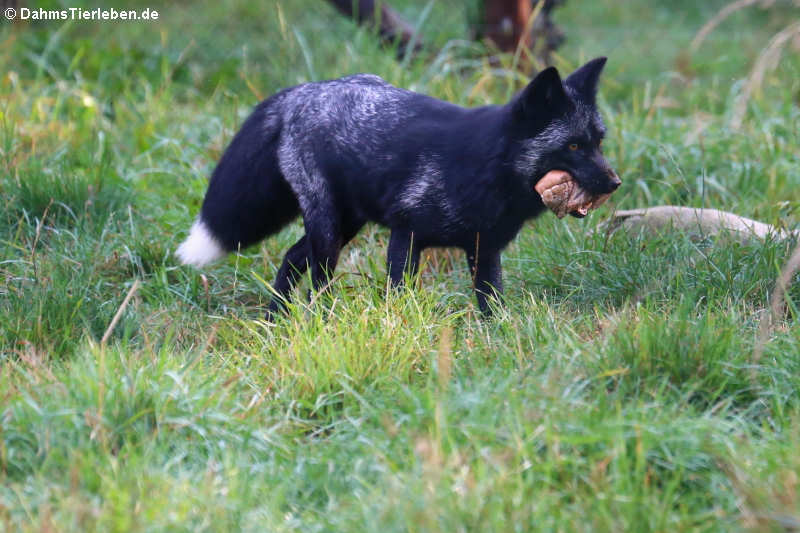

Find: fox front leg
<box><xmin>467</xmin><ymin>249</ymin><xmax>503</xmax><ymax>315</ymax></box>
<box><xmin>387</xmin><ymin>228</ymin><xmax>420</xmax><ymax>287</ymax></box>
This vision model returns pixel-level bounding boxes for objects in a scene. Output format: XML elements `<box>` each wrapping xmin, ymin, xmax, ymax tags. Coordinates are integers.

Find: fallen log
<box><xmin>604</xmin><ymin>206</ymin><xmax>797</xmax><ymax>243</ymax></box>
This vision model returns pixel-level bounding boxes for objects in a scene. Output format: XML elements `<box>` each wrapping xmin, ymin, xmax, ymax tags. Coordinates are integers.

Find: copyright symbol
<box><xmin>4</xmin><ymin>7</ymin><xmax>16</xmax><ymax>19</ymax></box>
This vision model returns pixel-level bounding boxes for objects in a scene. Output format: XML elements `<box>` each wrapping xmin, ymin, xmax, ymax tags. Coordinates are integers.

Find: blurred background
<box><xmin>5</xmin><ymin>1</ymin><xmax>799</xmax><ymax>97</ymax></box>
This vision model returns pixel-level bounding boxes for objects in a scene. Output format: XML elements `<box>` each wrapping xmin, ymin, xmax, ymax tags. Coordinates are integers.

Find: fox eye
<box><xmin>569</xmin><ymin>143</ymin><xmax>578</xmax><ymax>151</ymax></box>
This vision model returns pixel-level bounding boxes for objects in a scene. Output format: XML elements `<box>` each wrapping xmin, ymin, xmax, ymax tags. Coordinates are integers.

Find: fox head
<box><xmin>510</xmin><ymin>57</ymin><xmax>620</xmax><ymax>215</ymax></box>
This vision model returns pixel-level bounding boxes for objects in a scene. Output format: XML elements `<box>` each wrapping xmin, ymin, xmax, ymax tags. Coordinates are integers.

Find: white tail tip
<box><xmin>176</xmin><ymin>219</ymin><xmax>226</xmax><ymax>267</ymax></box>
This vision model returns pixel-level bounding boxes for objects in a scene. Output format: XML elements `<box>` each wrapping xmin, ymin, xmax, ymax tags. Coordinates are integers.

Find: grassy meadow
<box><xmin>2</xmin><ymin>0</ymin><xmax>800</xmax><ymax>530</ymax></box>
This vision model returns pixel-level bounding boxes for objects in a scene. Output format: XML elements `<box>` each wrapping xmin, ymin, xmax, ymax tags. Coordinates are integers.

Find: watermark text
<box><xmin>4</xmin><ymin>7</ymin><xmax>159</xmax><ymax>22</ymax></box>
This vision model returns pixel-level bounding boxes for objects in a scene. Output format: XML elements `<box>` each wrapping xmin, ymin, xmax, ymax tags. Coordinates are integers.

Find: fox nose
<box><xmin>607</xmin><ymin>170</ymin><xmax>622</xmax><ymax>190</ymax></box>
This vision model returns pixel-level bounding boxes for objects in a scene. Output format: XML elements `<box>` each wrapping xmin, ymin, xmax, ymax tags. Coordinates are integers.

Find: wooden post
<box><xmin>482</xmin><ymin>0</ymin><xmax>565</xmax><ymax>65</ymax></box>
<box><xmin>484</xmin><ymin>0</ymin><xmax>534</xmax><ymax>54</ymax></box>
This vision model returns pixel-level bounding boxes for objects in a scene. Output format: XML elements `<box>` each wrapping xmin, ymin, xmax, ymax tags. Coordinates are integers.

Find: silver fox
<box><xmin>177</xmin><ymin>58</ymin><xmax>620</xmax><ymax>316</ymax></box>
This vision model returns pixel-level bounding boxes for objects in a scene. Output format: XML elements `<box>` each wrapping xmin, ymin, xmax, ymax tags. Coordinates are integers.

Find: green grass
<box><xmin>2</xmin><ymin>0</ymin><xmax>800</xmax><ymax>530</ymax></box>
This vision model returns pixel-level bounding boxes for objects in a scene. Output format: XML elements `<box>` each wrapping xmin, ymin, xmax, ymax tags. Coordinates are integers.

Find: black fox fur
<box><xmin>176</xmin><ymin>57</ymin><xmax>621</xmax><ymax>316</ymax></box>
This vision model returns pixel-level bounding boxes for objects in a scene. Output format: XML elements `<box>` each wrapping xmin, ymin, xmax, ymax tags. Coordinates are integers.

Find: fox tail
<box><xmin>176</xmin><ymin>95</ymin><xmax>299</xmax><ymax>266</ymax></box>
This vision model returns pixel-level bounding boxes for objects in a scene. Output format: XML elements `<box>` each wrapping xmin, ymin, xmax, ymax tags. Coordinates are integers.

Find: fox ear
<box><xmin>565</xmin><ymin>57</ymin><xmax>607</xmax><ymax>104</ymax></box>
<box><xmin>513</xmin><ymin>66</ymin><xmax>569</xmax><ymax>120</ymax></box>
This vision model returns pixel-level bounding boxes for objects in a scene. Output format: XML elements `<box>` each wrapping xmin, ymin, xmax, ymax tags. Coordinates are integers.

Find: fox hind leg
<box><xmin>275</xmin><ymin>146</ymin><xmax>367</xmax><ymax>316</ymax></box>
<box><xmin>266</xmin><ymin>235</ymin><xmax>310</xmax><ymax>318</ymax></box>
<box><xmin>265</xmin><ymin>216</ymin><xmax>364</xmax><ymax>320</ymax></box>
<box><xmin>306</xmin><ymin>211</ymin><xmax>367</xmax><ymax>291</ymax></box>
<box><xmin>263</xmin><ymin>218</ymin><xmax>338</xmax><ymax>320</ymax></box>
